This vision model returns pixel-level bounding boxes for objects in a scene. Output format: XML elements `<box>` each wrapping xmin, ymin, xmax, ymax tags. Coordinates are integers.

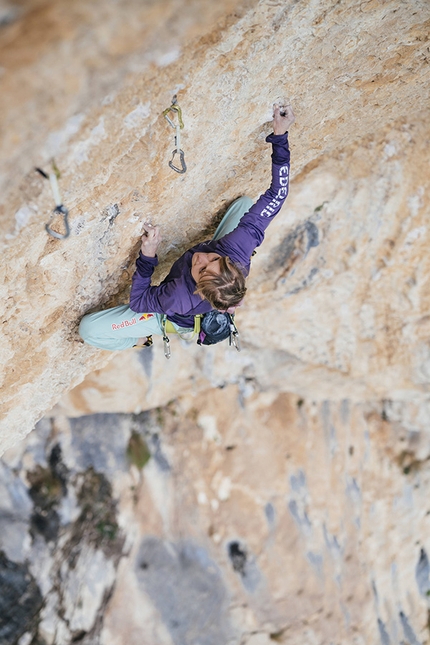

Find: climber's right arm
<box><xmin>129</xmin><ymin>223</ymin><xmax>166</xmax><ymax>313</ymax></box>
<box><xmin>140</xmin><ymin>223</ymin><xmax>161</xmax><ymax>257</ymax></box>
<box><xmin>129</xmin><ymin>252</ymin><xmax>196</xmax><ymax>316</ymax></box>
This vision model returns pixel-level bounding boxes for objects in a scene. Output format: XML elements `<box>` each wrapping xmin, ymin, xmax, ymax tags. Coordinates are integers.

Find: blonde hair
<box><xmin>195</xmin><ymin>256</ymin><xmax>247</xmax><ymax>310</ymax></box>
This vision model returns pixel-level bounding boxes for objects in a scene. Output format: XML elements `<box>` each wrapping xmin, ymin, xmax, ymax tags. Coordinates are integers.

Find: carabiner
<box><xmin>163</xmin><ymin>335</ymin><xmax>171</xmax><ymax>359</ymax></box>
<box><xmin>162</xmin><ymin>104</ymin><xmax>184</xmax><ymax>130</ymax></box>
<box><xmin>228</xmin><ymin>315</ymin><xmax>241</xmax><ymax>352</ymax></box>
<box><xmin>231</xmin><ymin>331</ymin><xmax>241</xmax><ymax>352</ymax></box>
<box><xmin>169</xmin><ymin>149</ymin><xmax>187</xmax><ymax>174</ymax></box>
<box><xmin>161</xmin><ymin>316</ymin><xmax>172</xmax><ymax>358</ymax></box>
<box><xmin>45</xmin><ymin>205</ymin><xmax>70</xmax><ymax>240</ymax></box>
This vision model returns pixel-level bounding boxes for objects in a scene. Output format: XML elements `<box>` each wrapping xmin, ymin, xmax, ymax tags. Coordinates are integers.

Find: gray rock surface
<box><xmin>2</xmin><ymin>393</ymin><xmax>430</xmax><ymax>644</ymax></box>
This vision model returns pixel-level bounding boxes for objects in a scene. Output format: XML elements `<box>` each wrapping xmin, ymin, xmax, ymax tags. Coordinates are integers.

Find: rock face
<box><xmin>1</xmin><ymin>1</ymin><xmax>430</xmax><ymax>644</ymax></box>
<box><xmin>3</xmin><ymin>393</ymin><xmax>430</xmax><ymax>644</ymax></box>
<box><xmin>0</xmin><ymin>0</ymin><xmax>429</xmax><ymax>449</ymax></box>
<box><xmin>0</xmin><ymin>416</ymin><xmax>124</xmax><ymax>644</ymax></box>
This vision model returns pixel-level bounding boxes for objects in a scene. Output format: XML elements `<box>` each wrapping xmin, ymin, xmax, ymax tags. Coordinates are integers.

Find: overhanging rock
<box><xmin>0</xmin><ymin>0</ymin><xmax>429</xmax><ymax>453</ymax></box>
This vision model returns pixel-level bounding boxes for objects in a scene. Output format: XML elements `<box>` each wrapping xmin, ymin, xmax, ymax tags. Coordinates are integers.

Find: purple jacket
<box><xmin>130</xmin><ymin>132</ymin><xmax>290</xmax><ymax>327</ymax></box>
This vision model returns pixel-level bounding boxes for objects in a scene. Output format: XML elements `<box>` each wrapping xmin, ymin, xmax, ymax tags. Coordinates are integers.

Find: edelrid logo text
<box><xmin>260</xmin><ymin>164</ymin><xmax>289</xmax><ymax>218</ymax></box>
<box><xmin>112</xmin><ymin>318</ymin><xmax>137</xmax><ymax>330</ymax></box>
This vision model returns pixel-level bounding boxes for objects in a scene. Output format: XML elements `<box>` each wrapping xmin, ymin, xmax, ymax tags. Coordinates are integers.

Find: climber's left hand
<box><xmin>141</xmin><ymin>223</ymin><xmax>161</xmax><ymax>257</ymax></box>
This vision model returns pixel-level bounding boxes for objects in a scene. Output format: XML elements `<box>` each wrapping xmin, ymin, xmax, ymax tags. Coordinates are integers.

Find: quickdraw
<box><xmin>161</xmin><ymin>316</ymin><xmax>172</xmax><ymax>359</ymax></box>
<box><xmin>35</xmin><ymin>162</ymin><xmax>70</xmax><ymax>239</ymax></box>
<box><xmin>162</xmin><ymin>95</ymin><xmax>187</xmax><ymax>174</ymax></box>
<box><xmin>228</xmin><ymin>316</ymin><xmax>241</xmax><ymax>352</ymax></box>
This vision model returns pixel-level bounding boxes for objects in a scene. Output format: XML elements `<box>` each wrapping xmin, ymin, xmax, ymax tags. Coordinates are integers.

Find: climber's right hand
<box><xmin>140</xmin><ymin>223</ymin><xmax>161</xmax><ymax>258</ymax></box>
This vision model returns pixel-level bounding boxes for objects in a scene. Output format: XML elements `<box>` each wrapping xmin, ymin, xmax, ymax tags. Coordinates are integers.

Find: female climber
<box><xmin>79</xmin><ymin>103</ymin><xmax>295</xmax><ymax>351</ymax></box>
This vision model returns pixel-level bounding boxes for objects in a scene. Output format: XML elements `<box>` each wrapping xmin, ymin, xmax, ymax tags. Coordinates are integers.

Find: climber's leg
<box><xmin>212</xmin><ymin>196</ymin><xmax>254</xmax><ymax>241</ymax></box>
<box><xmin>79</xmin><ymin>305</ymin><xmax>164</xmax><ymax>350</ymax></box>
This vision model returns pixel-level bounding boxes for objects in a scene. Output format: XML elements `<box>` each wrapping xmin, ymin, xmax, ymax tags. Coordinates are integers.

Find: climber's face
<box><xmin>191</xmin><ymin>252</ymin><xmax>222</xmax><ymax>283</ymax></box>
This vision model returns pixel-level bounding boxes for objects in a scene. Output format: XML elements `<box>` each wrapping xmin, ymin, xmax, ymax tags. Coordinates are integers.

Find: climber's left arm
<box><xmin>215</xmin><ymin>104</ymin><xmax>295</xmax><ymax>268</ymax></box>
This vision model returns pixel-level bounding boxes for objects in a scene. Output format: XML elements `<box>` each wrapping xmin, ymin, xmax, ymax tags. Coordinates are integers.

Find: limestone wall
<box><xmin>1</xmin><ymin>0</ymin><xmax>429</xmax><ymax>451</ymax></box>
<box><xmin>1</xmin><ymin>1</ymin><xmax>430</xmax><ymax>643</ymax></box>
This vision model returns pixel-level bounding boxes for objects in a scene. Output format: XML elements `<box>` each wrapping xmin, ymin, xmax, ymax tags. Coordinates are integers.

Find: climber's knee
<box><xmin>78</xmin><ymin>314</ymin><xmax>96</xmax><ymax>343</ymax></box>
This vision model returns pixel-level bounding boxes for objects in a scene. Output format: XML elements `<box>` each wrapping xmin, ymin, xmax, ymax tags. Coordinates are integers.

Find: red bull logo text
<box><xmin>111</xmin><ymin>313</ymin><xmax>154</xmax><ymax>330</ymax></box>
<box><xmin>112</xmin><ymin>318</ymin><xmax>137</xmax><ymax>330</ymax></box>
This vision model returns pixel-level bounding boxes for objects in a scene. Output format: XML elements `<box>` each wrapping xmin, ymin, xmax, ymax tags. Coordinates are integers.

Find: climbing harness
<box><xmin>162</xmin><ymin>95</ymin><xmax>187</xmax><ymax>174</ymax></box>
<box><xmin>161</xmin><ymin>314</ymin><xmax>202</xmax><ymax>359</ymax></box>
<box><xmin>160</xmin><ymin>312</ymin><xmax>240</xmax><ymax>359</ymax></box>
<box><xmin>35</xmin><ymin>162</ymin><xmax>70</xmax><ymax>239</ymax></box>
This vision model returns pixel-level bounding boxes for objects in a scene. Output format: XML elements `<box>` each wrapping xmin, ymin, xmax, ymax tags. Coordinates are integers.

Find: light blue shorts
<box><xmin>78</xmin><ymin>307</ymin><xmax>192</xmax><ymax>351</ymax></box>
<box><xmin>79</xmin><ymin>196</ymin><xmax>253</xmax><ymax>351</ymax></box>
